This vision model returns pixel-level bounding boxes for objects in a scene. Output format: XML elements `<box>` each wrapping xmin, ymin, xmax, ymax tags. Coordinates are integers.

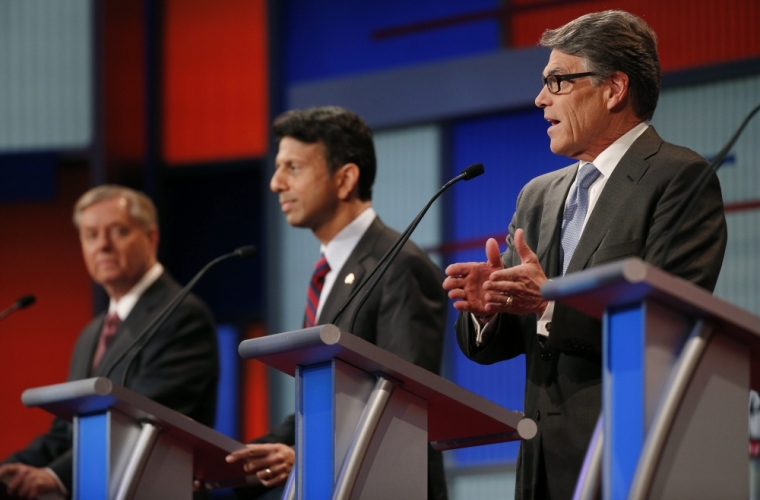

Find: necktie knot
<box><xmin>304</xmin><ymin>255</ymin><xmax>330</xmax><ymax>328</ymax></box>
<box><xmin>577</xmin><ymin>163</ymin><xmax>601</xmax><ymax>189</ymax></box>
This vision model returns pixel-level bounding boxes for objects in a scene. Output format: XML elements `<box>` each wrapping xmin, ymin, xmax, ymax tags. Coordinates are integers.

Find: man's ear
<box><xmin>335</xmin><ymin>163</ymin><xmax>361</xmax><ymax>201</ymax></box>
<box><xmin>605</xmin><ymin>71</ymin><xmax>630</xmax><ymax>111</ymax></box>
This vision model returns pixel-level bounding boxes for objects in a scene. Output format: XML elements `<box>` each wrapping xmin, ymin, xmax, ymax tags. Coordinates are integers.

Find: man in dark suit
<box><xmin>226</xmin><ymin>106</ymin><xmax>448</xmax><ymax>499</ymax></box>
<box><xmin>0</xmin><ymin>185</ymin><xmax>219</xmax><ymax>499</ymax></box>
<box><xmin>443</xmin><ymin>11</ymin><xmax>727</xmax><ymax>500</ymax></box>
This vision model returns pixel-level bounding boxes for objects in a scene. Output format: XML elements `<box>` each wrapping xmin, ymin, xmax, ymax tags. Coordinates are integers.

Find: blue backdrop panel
<box><xmin>215</xmin><ymin>324</ymin><xmax>240</xmax><ymax>439</ymax></box>
<box><xmin>283</xmin><ymin>0</ymin><xmax>500</xmax><ymax>85</ymax></box>
<box><xmin>0</xmin><ymin>152</ymin><xmax>56</xmax><ymax>202</ymax></box>
<box><xmin>447</xmin><ymin>108</ymin><xmax>571</xmax><ymax>465</ymax></box>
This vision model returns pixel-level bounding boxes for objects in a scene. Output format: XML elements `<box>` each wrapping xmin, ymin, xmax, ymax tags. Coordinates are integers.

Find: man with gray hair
<box><xmin>444</xmin><ymin>11</ymin><xmax>726</xmax><ymax>499</ymax></box>
<box><xmin>1</xmin><ymin>185</ymin><xmax>219</xmax><ymax>499</ymax></box>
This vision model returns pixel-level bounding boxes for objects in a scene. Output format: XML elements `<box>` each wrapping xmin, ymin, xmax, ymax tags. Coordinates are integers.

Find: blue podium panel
<box><xmin>299</xmin><ymin>362</ymin><xmax>335</xmax><ymax>499</ymax></box>
<box><xmin>604</xmin><ymin>304</ymin><xmax>644</xmax><ymax>500</ymax></box>
<box><xmin>75</xmin><ymin>412</ymin><xmax>109</xmax><ymax>500</ymax></box>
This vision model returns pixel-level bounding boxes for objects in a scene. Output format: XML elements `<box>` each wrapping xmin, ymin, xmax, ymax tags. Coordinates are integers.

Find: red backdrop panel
<box><xmin>0</xmin><ymin>167</ymin><xmax>93</xmax><ymax>459</ymax></box>
<box><xmin>242</xmin><ymin>323</ymin><xmax>269</xmax><ymax>441</ymax></box>
<box><xmin>102</xmin><ymin>0</ymin><xmax>146</xmax><ymax>163</ymax></box>
<box><xmin>163</xmin><ymin>0</ymin><xmax>269</xmax><ymax>164</ymax></box>
<box><xmin>510</xmin><ymin>0</ymin><xmax>760</xmax><ymax>72</ymax></box>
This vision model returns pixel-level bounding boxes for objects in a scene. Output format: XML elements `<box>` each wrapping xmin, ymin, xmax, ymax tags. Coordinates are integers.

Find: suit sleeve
<box><xmin>454</xmin><ymin>187</ymin><xmax>531</xmax><ymax>365</ymax></box>
<box><xmin>640</xmin><ymin>156</ymin><xmax>727</xmax><ymax>292</ymax></box>
<box><xmin>121</xmin><ymin>296</ymin><xmax>219</xmax><ymax>426</ymax></box>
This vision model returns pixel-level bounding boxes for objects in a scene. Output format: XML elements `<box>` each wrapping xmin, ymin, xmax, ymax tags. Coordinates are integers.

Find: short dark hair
<box><xmin>273</xmin><ymin>106</ymin><xmax>376</xmax><ymax>201</ymax></box>
<box><xmin>540</xmin><ymin>10</ymin><xmax>661</xmax><ymax>121</ymax></box>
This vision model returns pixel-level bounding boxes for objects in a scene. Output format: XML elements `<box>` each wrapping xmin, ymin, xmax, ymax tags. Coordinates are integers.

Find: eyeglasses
<box><xmin>541</xmin><ymin>72</ymin><xmax>598</xmax><ymax>94</ymax></box>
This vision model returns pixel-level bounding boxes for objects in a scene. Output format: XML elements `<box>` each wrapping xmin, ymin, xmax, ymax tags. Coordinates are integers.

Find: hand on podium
<box><xmin>225</xmin><ymin>443</ymin><xmax>295</xmax><ymax>487</ymax></box>
<box><xmin>0</xmin><ymin>464</ymin><xmax>64</xmax><ymax>499</ymax></box>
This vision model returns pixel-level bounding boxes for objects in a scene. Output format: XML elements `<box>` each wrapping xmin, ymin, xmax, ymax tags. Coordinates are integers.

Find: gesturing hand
<box><xmin>443</xmin><ymin>237</ymin><xmax>504</xmax><ymax>316</ymax></box>
<box><xmin>482</xmin><ymin>228</ymin><xmax>548</xmax><ymax>316</ymax></box>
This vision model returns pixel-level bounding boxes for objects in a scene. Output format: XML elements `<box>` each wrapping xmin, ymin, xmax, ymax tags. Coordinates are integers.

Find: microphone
<box><xmin>651</xmin><ymin>102</ymin><xmax>760</xmax><ymax>266</ymax></box>
<box><xmin>0</xmin><ymin>294</ymin><xmax>36</xmax><ymax>321</ymax></box>
<box><xmin>101</xmin><ymin>245</ymin><xmax>257</xmax><ymax>385</ymax></box>
<box><xmin>329</xmin><ymin>163</ymin><xmax>485</xmax><ymax>332</ymax></box>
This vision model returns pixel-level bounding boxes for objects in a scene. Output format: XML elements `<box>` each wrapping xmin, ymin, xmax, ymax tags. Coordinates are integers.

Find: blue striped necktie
<box><xmin>304</xmin><ymin>255</ymin><xmax>330</xmax><ymax>328</ymax></box>
<box><xmin>560</xmin><ymin>163</ymin><xmax>601</xmax><ymax>275</ymax></box>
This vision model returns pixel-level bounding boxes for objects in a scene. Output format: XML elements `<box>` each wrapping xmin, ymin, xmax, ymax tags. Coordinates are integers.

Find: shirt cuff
<box><xmin>536</xmin><ymin>300</ymin><xmax>554</xmax><ymax>336</ymax></box>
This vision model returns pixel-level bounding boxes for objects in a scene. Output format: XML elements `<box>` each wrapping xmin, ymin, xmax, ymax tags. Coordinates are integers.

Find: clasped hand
<box><xmin>443</xmin><ymin>228</ymin><xmax>548</xmax><ymax>317</ymax></box>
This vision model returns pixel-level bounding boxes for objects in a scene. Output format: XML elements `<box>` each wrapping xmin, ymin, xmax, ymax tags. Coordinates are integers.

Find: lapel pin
<box><xmin>344</xmin><ymin>273</ymin><xmax>355</xmax><ymax>285</ymax></box>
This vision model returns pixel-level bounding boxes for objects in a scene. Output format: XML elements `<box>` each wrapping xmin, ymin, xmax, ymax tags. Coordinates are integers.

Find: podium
<box><xmin>238</xmin><ymin>324</ymin><xmax>537</xmax><ymax>500</ymax></box>
<box><xmin>21</xmin><ymin>377</ymin><xmax>248</xmax><ymax>500</ymax></box>
<box><xmin>542</xmin><ymin>258</ymin><xmax>760</xmax><ymax>500</ymax></box>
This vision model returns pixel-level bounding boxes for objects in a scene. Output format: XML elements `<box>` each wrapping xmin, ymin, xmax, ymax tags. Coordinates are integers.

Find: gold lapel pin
<box><xmin>344</xmin><ymin>273</ymin><xmax>355</xmax><ymax>285</ymax></box>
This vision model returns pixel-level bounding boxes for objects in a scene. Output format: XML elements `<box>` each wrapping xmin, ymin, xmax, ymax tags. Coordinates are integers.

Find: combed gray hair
<box><xmin>539</xmin><ymin>10</ymin><xmax>660</xmax><ymax>121</ymax></box>
<box><xmin>73</xmin><ymin>185</ymin><xmax>158</xmax><ymax>231</ymax></box>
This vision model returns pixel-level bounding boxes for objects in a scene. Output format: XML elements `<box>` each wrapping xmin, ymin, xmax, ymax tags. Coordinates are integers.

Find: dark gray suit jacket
<box><xmin>248</xmin><ymin>217</ymin><xmax>448</xmax><ymax>499</ymax></box>
<box><xmin>5</xmin><ymin>272</ymin><xmax>219</xmax><ymax>493</ymax></box>
<box><xmin>456</xmin><ymin>127</ymin><xmax>727</xmax><ymax>500</ymax></box>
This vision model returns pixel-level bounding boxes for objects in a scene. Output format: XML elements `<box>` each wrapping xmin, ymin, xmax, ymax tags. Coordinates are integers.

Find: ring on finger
<box><xmin>505</xmin><ymin>295</ymin><xmax>514</xmax><ymax>307</ymax></box>
<box><xmin>265</xmin><ymin>468</ymin><xmax>272</xmax><ymax>479</ymax></box>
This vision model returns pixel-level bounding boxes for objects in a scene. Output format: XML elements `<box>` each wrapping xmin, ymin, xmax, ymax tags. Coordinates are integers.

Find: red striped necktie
<box><xmin>92</xmin><ymin>312</ymin><xmax>121</xmax><ymax>371</ymax></box>
<box><xmin>304</xmin><ymin>255</ymin><xmax>330</xmax><ymax>328</ymax></box>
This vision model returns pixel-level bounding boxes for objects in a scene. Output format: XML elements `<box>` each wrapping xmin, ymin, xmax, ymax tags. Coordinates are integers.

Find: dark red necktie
<box><xmin>304</xmin><ymin>255</ymin><xmax>330</xmax><ymax>328</ymax></box>
<box><xmin>92</xmin><ymin>312</ymin><xmax>121</xmax><ymax>371</ymax></box>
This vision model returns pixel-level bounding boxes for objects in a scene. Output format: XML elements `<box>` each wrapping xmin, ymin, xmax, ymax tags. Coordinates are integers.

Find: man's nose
<box><xmin>270</xmin><ymin>170</ymin><xmax>285</xmax><ymax>193</ymax></box>
<box><xmin>535</xmin><ymin>85</ymin><xmax>550</xmax><ymax>108</ymax></box>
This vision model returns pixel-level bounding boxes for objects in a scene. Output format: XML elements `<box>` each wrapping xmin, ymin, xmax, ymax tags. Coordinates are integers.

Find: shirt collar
<box><xmin>579</xmin><ymin>122</ymin><xmax>649</xmax><ymax>177</ymax></box>
<box><xmin>108</xmin><ymin>262</ymin><xmax>164</xmax><ymax>320</ymax></box>
<box><xmin>321</xmin><ymin>207</ymin><xmax>376</xmax><ymax>275</ymax></box>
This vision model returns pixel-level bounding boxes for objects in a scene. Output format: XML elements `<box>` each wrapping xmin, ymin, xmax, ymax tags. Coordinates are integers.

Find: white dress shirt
<box><xmin>316</xmin><ymin>207</ymin><xmax>376</xmax><ymax>322</ymax></box>
<box><xmin>108</xmin><ymin>262</ymin><xmax>165</xmax><ymax>320</ymax></box>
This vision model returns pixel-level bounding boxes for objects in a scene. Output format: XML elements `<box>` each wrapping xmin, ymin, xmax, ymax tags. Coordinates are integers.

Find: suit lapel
<box><xmin>537</xmin><ymin>166</ymin><xmax>576</xmax><ymax>278</ymax></box>
<box><xmin>95</xmin><ymin>276</ymin><xmax>169</xmax><ymax>376</ymax></box>
<box><xmin>317</xmin><ymin>218</ymin><xmax>383</xmax><ymax>327</ymax></box>
<box><xmin>566</xmin><ymin>127</ymin><xmax>662</xmax><ymax>274</ymax></box>
<box><xmin>70</xmin><ymin>317</ymin><xmax>105</xmax><ymax>379</ymax></box>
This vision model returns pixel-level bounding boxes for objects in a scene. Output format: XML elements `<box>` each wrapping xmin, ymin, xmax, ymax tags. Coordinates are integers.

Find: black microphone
<box><xmin>328</xmin><ymin>163</ymin><xmax>485</xmax><ymax>332</ymax></box>
<box><xmin>0</xmin><ymin>294</ymin><xmax>36</xmax><ymax>321</ymax></box>
<box><xmin>100</xmin><ymin>245</ymin><xmax>257</xmax><ymax>385</ymax></box>
<box><xmin>651</xmin><ymin>102</ymin><xmax>760</xmax><ymax>266</ymax></box>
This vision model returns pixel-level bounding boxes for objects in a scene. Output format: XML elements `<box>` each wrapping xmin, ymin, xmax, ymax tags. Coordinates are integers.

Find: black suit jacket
<box><xmin>456</xmin><ymin>127</ymin><xmax>727</xmax><ymax>500</ymax></box>
<box><xmin>248</xmin><ymin>217</ymin><xmax>448</xmax><ymax>499</ymax></box>
<box><xmin>5</xmin><ymin>272</ymin><xmax>219</xmax><ymax>493</ymax></box>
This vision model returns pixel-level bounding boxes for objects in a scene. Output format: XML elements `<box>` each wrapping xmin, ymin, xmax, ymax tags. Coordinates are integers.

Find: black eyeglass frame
<box><xmin>541</xmin><ymin>72</ymin><xmax>598</xmax><ymax>94</ymax></box>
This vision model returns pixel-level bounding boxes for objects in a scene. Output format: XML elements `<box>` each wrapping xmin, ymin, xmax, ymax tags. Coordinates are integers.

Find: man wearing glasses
<box><xmin>444</xmin><ymin>10</ymin><xmax>727</xmax><ymax>500</ymax></box>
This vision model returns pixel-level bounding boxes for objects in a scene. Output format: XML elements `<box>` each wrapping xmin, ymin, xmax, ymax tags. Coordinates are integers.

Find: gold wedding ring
<box><xmin>506</xmin><ymin>295</ymin><xmax>514</xmax><ymax>307</ymax></box>
<box><xmin>265</xmin><ymin>468</ymin><xmax>272</xmax><ymax>478</ymax></box>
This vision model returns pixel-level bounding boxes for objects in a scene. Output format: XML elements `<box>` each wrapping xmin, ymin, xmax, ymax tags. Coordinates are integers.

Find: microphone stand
<box><xmin>100</xmin><ymin>246</ymin><xmax>257</xmax><ymax>386</ymax></box>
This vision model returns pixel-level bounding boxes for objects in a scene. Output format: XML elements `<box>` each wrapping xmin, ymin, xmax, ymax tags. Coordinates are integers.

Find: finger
<box><xmin>442</xmin><ymin>276</ymin><xmax>466</xmax><ymax>291</ymax></box>
<box><xmin>444</xmin><ymin>262</ymin><xmax>475</xmax><ymax>277</ymax></box>
<box><xmin>226</xmin><ymin>446</ymin><xmax>270</xmax><ymax>462</ymax></box>
<box><xmin>447</xmin><ymin>289</ymin><xmax>468</xmax><ymax>300</ymax></box>
<box><xmin>514</xmin><ymin>229</ymin><xmax>538</xmax><ymax>265</ymax></box>
<box><xmin>485</xmin><ymin>238</ymin><xmax>503</xmax><ymax>268</ymax></box>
